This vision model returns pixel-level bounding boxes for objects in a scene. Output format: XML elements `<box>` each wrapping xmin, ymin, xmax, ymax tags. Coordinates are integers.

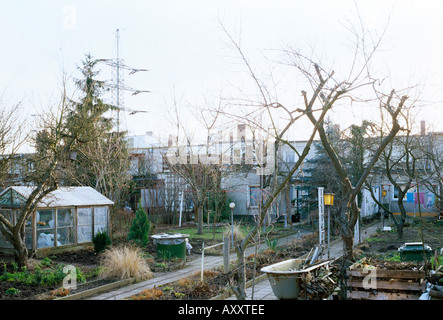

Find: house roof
<box><xmin>0</xmin><ymin>186</ymin><xmax>114</xmax><ymax>208</ymax></box>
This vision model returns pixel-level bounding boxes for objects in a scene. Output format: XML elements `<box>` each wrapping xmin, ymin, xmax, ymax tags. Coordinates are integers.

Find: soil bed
<box><xmin>2</xmin><ymin>218</ymin><xmax>440</xmax><ymax>300</ymax></box>
<box><xmin>130</xmin><ymin>233</ymin><xmax>318</xmax><ymax>300</ymax></box>
<box><xmin>355</xmin><ymin>220</ymin><xmax>443</xmax><ymax>259</ymax></box>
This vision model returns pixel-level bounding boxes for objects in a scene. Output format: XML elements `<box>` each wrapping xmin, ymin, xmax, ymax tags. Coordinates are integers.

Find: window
<box><xmin>392</xmin><ymin>187</ymin><xmax>399</xmax><ymax>200</ymax></box>
<box><xmin>77</xmin><ymin>208</ymin><xmax>93</xmax><ymax>243</ymax></box>
<box><xmin>94</xmin><ymin>207</ymin><xmax>108</xmax><ymax>235</ymax></box>
<box><xmin>36</xmin><ymin>209</ymin><xmax>56</xmax><ymax>248</ymax></box>
<box><xmin>283</xmin><ymin>151</ymin><xmax>295</xmax><ymax>163</ymax></box>
<box><xmin>249</xmin><ymin>186</ymin><xmax>261</xmax><ymax>208</ymax></box>
<box><xmin>57</xmin><ymin>208</ymin><xmax>74</xmax><ymax>246</ymax></box>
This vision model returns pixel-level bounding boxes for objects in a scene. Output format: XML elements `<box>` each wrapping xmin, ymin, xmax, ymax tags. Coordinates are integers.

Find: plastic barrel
<box><xmin>156</xmin><ymin>241</ymin><xmax>186</xmax><ymax>260</ymax></box>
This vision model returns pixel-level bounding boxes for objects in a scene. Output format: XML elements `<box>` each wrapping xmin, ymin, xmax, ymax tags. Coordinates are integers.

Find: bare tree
<box><xmin>216</xmin><ymin>9</ymin><xmax>418</xmax><ymax>297</ymax></box>
<box><xmin>163</xmin><ymin>95</ymin><xmax>228</xmax><ymax>235</ymax></box>
<box><xmin>0</xmin><ymin>85</ymin><xmax>76</xmax><ymax>267</ymax></box>
<box><xmin>414</xmin><ymin>129</ymin><xmax>443</xmax><ymax>217</ymax></box>
<box><xmin>217</xmin><ymin>19</ymin><xmax>349</xmax><ymax>298</ymax></box>
<box><xmin>0</xmin><ymin>98</ymin><xmax>28</xmax><ymax>188</ymax></box>
<box><xmin>365</xmin><ymin>110</ymin><xmax>423</xmax><ymax>239</ymax></box>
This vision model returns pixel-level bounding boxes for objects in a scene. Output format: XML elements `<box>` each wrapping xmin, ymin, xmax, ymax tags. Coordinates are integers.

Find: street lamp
<box><xmin>382</xmin><ymin>189</ymin><xmax>387</xmax><ymax>228</ymax></box>
<box><xmin>324</xmin><ymin>193</ymin><xmax>334</xmax><ymax>259</ymax></box>
<box><xmin>229</xmin><ymin>202</ymin><xmax>236</xmax><ymax>248</ymax></box>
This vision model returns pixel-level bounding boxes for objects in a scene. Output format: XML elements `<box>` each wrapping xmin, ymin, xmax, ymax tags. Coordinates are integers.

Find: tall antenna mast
<box><xmin>115</xmin><ymin>28</ymin><xmax>122</xmax><ymax>132</ymax></box>
<box><xmin>98</xmin><ymin>29</ymin><xmax>150</xmax><ymax>133</ymax></box>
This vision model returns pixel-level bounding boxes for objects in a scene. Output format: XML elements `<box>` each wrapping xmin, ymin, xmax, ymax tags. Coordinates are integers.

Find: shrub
<box><xmin>5</xmin><ymin>288</ymin><xmax>20</xmax><ymax>295</ymax></box>
<box><xmin>265</xmin><ymin>237</ymin><xmax>279</xmax><ymax>251</ymax></box>
<box><xmin>93</xmin><ymin>230</ymin><xmax>112</xmax><ymax>253</ymax></box>
<box><xmin>99</xmin><ymin>245</ymin><xmax>153</xmax><ymax>280</ymax></box>
<box><xmin>39</xmin><ymin>257</ymin><xmax>52</xmax><ymax>267</ymax></box>
<box><xmin>128</xmin><ymin>202</ymin><xmax>151</xmax><ymax>246</ymax></box>
<box><xmin>223</xmin><ymin>223</ymin><xmax>244</xmax><ymax>241</ymax></box>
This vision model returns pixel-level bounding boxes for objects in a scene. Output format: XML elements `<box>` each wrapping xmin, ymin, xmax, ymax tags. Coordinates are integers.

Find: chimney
<box><xmin>168</xmin><ymin>134</ymin><xmax>173</xmax><ymax>147</ymax></box>
<box><xmin>146</xmin><ymin>131</ymin><xmax>153</xmax><ymax>136</ymax></box>
<box><xmin>420</xmin><ymin>120</ymin><xmax>426</xmax><ymax>136</ymax></box>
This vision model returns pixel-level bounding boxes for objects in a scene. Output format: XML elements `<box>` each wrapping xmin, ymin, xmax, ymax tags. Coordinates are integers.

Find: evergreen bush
<box><xmin>93</xmin><ymin>230</ymin><xmax>112</xmax><ymax>253</ymax></box>
<box><xmin>128</xmin><ymin>202</ymin><xmax>151</xmax><ymax>246</ymax></box>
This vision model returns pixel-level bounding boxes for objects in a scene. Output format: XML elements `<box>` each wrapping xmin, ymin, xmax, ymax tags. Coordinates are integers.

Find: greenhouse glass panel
<box><xmin>94</xmin><ymin>207</ymin><xmax>108</xmax><ymax>235</ymax></box>
<box><xmin>57</xmin><ymin>208</ymin><xmax>74</xmax><ymax>246</ymax></box>
<box><xmin>11</xmin><ymin>191</ymin><xmax>26</xmax><ymax>208</ymax></box>
<box><xmin>14</xmin><ymin>210</ymin><xmax>32</xmax><ymax>249</ymax></box>
<box><xmin>77</xmin><ymin>207</ymin><xmax>93</xmax><ymax>243</ymax></box>
<box><xmin>0</xmin><ymin>209</ymin><xmax>13</xmax><ymax>248</ymax></box>
<box><xmin>0</xmin><ymin>190</ymin><xmax>12</xmax><ymax>207</ymax></box>
<box><xmin>36</xmin><ymin>209</ymin><xmax>56</xmax><ymax>248</ymax></box>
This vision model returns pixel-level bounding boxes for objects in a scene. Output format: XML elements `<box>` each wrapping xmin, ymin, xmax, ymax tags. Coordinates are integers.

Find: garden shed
<box><xmin>0</xmin><ymin>186</ymin><xmax>114</xmax><ymax>253</ymax></box>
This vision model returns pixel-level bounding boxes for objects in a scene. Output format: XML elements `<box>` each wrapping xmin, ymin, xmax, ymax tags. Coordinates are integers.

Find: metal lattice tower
<box><xmin>112</xmin><ymin>28</ymin><xmax>124</xmax><ymax>132</ymax></box>
<box><xmin>99</xmin><ymin>29</ymin><xmax>150</xmax><ymax>133</ymax></box>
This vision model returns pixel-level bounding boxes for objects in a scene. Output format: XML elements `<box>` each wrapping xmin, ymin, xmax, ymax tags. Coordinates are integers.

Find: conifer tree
<box><xmin>128</xmin><ymin>201</ymin><xmax>151</xmax><ymax>246</ymax></box>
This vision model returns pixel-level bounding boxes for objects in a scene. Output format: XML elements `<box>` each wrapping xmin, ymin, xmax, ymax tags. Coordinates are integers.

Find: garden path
<box><xmin>88</xmin><ymin>222</ymin><xmax>380</xmax><ymax>300</ymax></box>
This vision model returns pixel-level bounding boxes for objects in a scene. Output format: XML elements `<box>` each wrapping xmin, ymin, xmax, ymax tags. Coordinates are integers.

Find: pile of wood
<box><xmin>346</xmin><ymin>258</ymin><xmax>426</xmax><ymax>300</ymax></box>
<box><xmin>299</xmin><ymin>261</ymin><xmax>340</xmax><ymax>300</ymax></box>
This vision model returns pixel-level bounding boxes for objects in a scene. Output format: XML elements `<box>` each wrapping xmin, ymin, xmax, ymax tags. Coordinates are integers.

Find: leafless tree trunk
<box><xmin>217</xmin><ymin>12</ymin><xmax>416</xmax><ymax>298</ymax></box>
<box><xmin>0</xmin><ymin>88</ymin><xmax>75</xmax><ymax>267</ymax></box>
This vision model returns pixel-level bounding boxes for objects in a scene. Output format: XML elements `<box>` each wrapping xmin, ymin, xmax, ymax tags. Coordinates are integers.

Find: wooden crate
<box><xmin>346</xmin><ymin>268</ymin><xmax>426</xmax><ymax>300</ymax></box>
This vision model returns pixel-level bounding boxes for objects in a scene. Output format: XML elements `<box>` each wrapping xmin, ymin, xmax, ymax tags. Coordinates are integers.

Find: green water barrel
<box><xmin>398</xmin><ymin>242</ymin><xmax>433</xmax><ymax>262</ymax></box>
<box><xmin>156</xmin><ymin>241</ymin><xmax>186</xmax><ymax>260</ymax></box>
<box><xmin>151</xmin><ymin>233</ymin><xmax>189</xmax><ymax>260</ymax></box>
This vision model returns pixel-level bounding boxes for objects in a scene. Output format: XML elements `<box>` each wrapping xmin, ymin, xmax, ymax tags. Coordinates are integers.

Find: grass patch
<box><xmin>171</xmin><ymin>224</ymin><xmax>287</xmax><ymax>241</ymax></box>
<box><xmin>366</xmin><ymin>235</ymin><xmax>387</xmax><ymax>243</ymax></box>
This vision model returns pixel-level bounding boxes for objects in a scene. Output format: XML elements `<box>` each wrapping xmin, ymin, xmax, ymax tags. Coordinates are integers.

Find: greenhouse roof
<box><xmin>0</xmin><ymin>186</ymin><xmax>114</xmax><ymax>208</ymax></box>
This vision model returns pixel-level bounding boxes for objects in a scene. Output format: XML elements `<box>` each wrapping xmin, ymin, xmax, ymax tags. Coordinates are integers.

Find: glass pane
<box><xmin>14</xmin><ymin>210</ymin><xmax>32</xmax><ymax>228</ymax></box>
<box><xmin>0</xmin><ymin>190</ymin><xmax>12</xmax><ymax>207</ymax></box>
<box><xmin>94</xmin><ymin>207</ymin><xmax>108</xmax><ymax>234</ymax></box>
<box><xmin>250</xmin><ymin>187</ymin><xmax>261</xmax><ymax>207</ymax></box>
<box><xmin>77</xmin><ymin>208</ymin><xmax>93</xmax><ymax>243</ymax></box>
<box><xmin>12</xmin><ymin>191</ymin><xmax>26</xmax><ymax>207</ymax></box>
<box><xmin>94</xmin><ymin>224</ymin><xmax>107</xmax><ymax>235</ymax></box>
<box><xmin>0</xmin><ymin>209</ymin><xmax>12</xmax><ymax>223</ymax></box>
<box><xmin>36</xmin><ymin>210</ymin><xmax>55</xmax><ymax>229</ymax></box>
<box><xmin>23</xmin><ymin>228</ymin><xmax>32</xmax><ymax>249</ymax></box>
<box><xmin>78</xmin><ymin>225</ymin><xmax>92</xmax><ymax>243</ymax></box>
<box><xmin>78</xmin><ymin>208</ymin><xmax>92</xmax><ymax>225</ymax></box>
<box><xmin>56</xmin><ymin>208</ymin><xmax>74</xmax><ymax>246</ymax></box>
<box><xmin>37</xmin><ymin>229</ymin><xmax>55</xmax><ymax>248</ymax></box>
<box><xmin>36</xmin><ymin>209</ymin><xmax>55</xmax><ymax>248</ymax></box>
<box><xmin>15</xmin><ymin>210</ymin><xmax>33</xmax><ymax>249</ymax></box>
<box><xmin>94</xmin><ymin>207</ymin><xmax>108</xmax><ymax>225</ymax></box>
<box><xmin>57</xmin><ymin>208</ymin><xmax>74</xmax><ymax>227</ymax></box>
<box><xmin>0</xmin><ymin>233</ymin><xmax>12</xmax><ymax>248</ymax></box>
<box><xmin>57</xmin><ymin>227</ymin><xmax>74</xmax><ymax>246</ymax></box>
<box><xmin>0</xmin><ymin>221</ymin><xmax>13</xmax><ymax>248</ymax></box>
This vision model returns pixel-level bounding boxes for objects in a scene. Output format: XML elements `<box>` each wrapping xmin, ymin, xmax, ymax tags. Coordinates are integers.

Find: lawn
<box><xmin>355</xmin><ymin>219</ymin><xmax>443</xmax><ymax>261</ymax></box>
<box><xmin>169</xmin><ymin>223</ymin><xmax>289</xmax><ymax>242</ymax></box>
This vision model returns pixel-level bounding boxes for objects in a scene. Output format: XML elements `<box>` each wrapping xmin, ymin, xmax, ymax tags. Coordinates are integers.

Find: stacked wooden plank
<box><xmin>346</xmin><ymin>262</ymin><xmax>426</xmax><ymax>300</ymax></box>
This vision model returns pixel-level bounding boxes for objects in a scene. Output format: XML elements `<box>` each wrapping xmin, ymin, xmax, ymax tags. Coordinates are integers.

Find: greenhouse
<box><xmin>0</xmin><ymin>186</ymin><xmax>114</xmax><ymax>252</ymax></box>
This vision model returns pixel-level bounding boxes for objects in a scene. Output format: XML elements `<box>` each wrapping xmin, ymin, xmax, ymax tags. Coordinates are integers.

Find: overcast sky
<box><xmin>1</xmin><ymin>1</ymin><xmax>443</xmax><ymax>145</ymax></box>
